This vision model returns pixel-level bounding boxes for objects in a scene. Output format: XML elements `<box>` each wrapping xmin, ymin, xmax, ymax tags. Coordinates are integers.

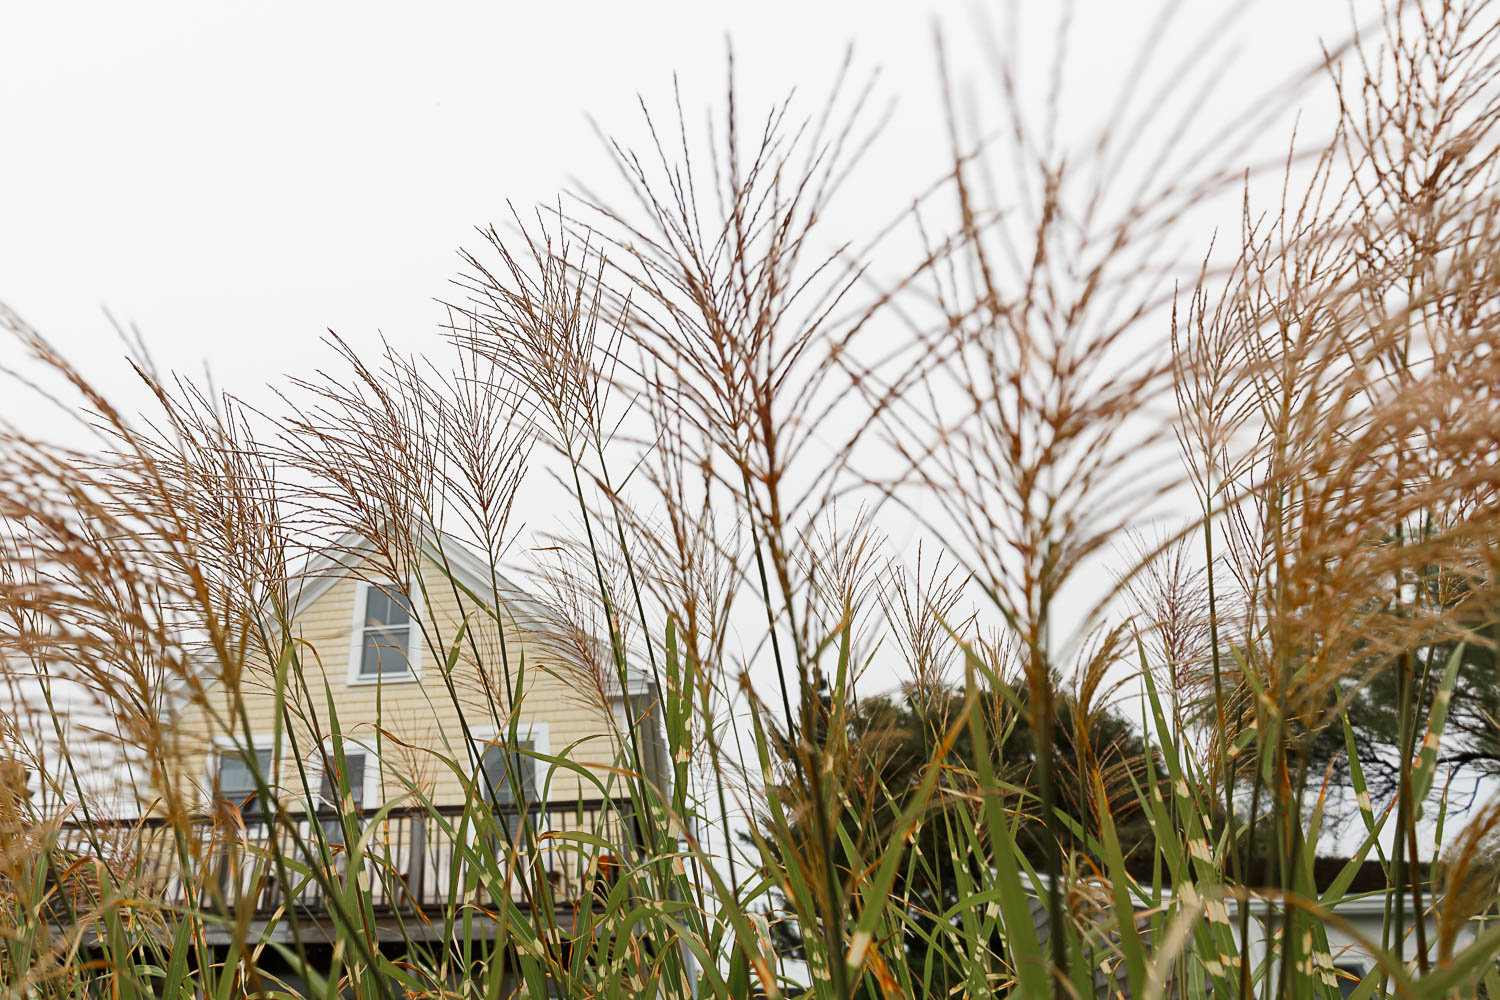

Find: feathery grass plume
<box><xmin>492</xmin><ymin>60</ymin><xmax>908</xmax><ymax>998</ymax></box>
<box><xmin>790</xmin><ymin>505</ymin><xmax>885</xmax><ymax>696</ymax></box>
<box><xmin>617</xmin><ymin>380</ymin><xmax>742</xmax><ymax>749</ymax></box>
<box><xmin>877</xmin><ymin>544</ymin><xmax>969</xmax><ymax>696</ymax></box>
<box><xmin>876</xmin><ymin>7</ymin><xmax>1315</xmax><ymax>991</ymax></box>
<box><xmin>0</xmin><ymin>307</ymin><xmax>317</xmax><ymax>994</ymax></box>
<box><xmin>1434</xmin><ymin>796</ymin><xmax>1500</xmax><ymax>967</ymax></box>
<box><xmin>1125</xmin><ymin>536</ymin><xmax>1215</xmax><ymax>736</ymax></box>
<box><xmin>274</xmin><ymin>335</ymin><xmax>440</xmax><ymax>582</ymax></box>
<box><xmin>11</xmin><ymin>2</ymin><xmax>1500</xmax><ymax>997</ymax></box>
<box><xmin>528</xmin><ymin>525</ymin><xmax>638</xmax><ymax>714</ymax></box>
<box><xmin>424</xmin><ymin>315</ymin><xmax>535</xmax><ymax>576</ymax></box>
<box><xmin>452</xmin><ymin>208</ymin><xmax>621</xmax><ymax>460</ymax></box>
<box><xmin>1160</xmin><ymin>1</ymin><xmax>1500</xmax><ymax>993</ymax></box>
<box><xmin>575</xmin><ymin>55</ymin><xmax>895</xmax><ymax>733</ymax></box>
<box><xmin>449</xmin><ymin>208</ymin><xmax>643</xmax><ymax>714</ymax></box>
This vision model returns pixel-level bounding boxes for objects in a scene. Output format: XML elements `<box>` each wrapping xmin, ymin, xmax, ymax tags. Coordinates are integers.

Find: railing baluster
<box><xmin>54</xmin><ymin>798</ymin><xmax>615</xmax><ymax>924</ymax></box>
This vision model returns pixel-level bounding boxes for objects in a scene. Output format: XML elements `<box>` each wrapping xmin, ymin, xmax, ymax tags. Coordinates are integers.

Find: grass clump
<box><xmin>4</xmin><ymin>2</ymin><xmax>1500</xmax><ymax>997</ymax></box>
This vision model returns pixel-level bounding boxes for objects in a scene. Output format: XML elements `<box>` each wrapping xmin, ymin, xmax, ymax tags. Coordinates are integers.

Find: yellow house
<box><xmin>108</xmin><ymin>528</ymin><xmax>671</xmax><ymax>947</ymax></box>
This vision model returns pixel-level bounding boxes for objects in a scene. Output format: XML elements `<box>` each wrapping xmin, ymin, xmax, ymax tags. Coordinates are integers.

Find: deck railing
<box><xmin>54</xmin><ymin>798</ymin><xmax>631</xmax><ymax>918</ymax></box>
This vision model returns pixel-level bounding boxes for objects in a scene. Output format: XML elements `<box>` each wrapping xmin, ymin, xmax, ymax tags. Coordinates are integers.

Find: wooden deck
<box><xmin>54</xmin><ymin>798</ymin><xmax>632</xmax><ymax>942</ymax></box>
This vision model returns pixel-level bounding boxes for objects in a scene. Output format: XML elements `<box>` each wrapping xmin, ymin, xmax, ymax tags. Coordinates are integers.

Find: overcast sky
<box><xmin>5</xmin><ymin>1</ymin><xmax>1449</xmax><ymax>849</ymax></box>
<box><xmin>0</xmin><ymin>0</ymin><xmax>1358</xmax><ymax>715</ymax></box>
<box><xmin>2</xmin><ymin>1</ymin><xmax>1354</xmax><ymax>424</ymax></box>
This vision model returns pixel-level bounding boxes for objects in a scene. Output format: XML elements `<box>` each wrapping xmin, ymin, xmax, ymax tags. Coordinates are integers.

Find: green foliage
<box><xmin>753</xmin><ymin>677</ymin><xmax>1161</xmax><ymax>993</ymax></box>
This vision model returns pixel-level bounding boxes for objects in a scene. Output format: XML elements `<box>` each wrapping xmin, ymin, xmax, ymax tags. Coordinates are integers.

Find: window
<box><xmin>356</xmin><ymin>582</ymin><xmax>416</xmax><ymax>679</ymax></box>
<box><xmin>478</xmin><ymin>739</ymin><xmax>537</xmax><ymax>843</ymax></box>
<box><xmin>316</xmin><ymin>749</ymin><xmax>367</xmax><ymax>845</ymax></box>
<box><xmin>215</xmin><ymin>748</ymin><xmax>272</xmax><ymax>816</ymax></box>
<box><xmin>317</xmin><ymin>751</ymin><xmax>367</xmax><ymax>812</ymax></box>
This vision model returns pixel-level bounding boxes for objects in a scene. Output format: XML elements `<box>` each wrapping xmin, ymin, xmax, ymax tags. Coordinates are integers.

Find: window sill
<box><xmin>347</xmin><ymin>672</ymin><xmax>423</xmax><ymax>687</ymax></box>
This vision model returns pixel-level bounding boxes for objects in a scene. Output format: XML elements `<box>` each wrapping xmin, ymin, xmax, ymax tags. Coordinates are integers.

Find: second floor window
<box><xmin>358</xmin><ymin>582</ymin><xmax>415</xmax><ymax>678</ymax></box>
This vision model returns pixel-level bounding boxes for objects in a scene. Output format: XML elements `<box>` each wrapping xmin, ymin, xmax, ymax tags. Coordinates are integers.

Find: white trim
<box><xmin>610</xmin><ymin>700</ymin><xmax>649</xmax><ymax>759</ymax></box>
<box><xmin>607</xmin><ymin>672</ymin><xmax>654</xmax><ymax>698</ymax></box>
<box><xmin>289</xmin><ymin>531</ymin><xmax>541</xmax><ymax>633</ymax></box>
<box><xmin>347</xmin><ymin>576</ymin><xmax>423</xmax><ymax>686</ymax></box>
<box><xmin>471</xmin><ymin>721</ymin><xmax>552</xmax><ymax>810</ymax></box>
<box><xmin>471</xmin><ymin>721</ymin><xmax>552</xmax><ymax>760</ymax></box>
<box><xmin>284</xmin><ymin>538</ymin><xmax>373</xmax><ymax>624</ymax></box>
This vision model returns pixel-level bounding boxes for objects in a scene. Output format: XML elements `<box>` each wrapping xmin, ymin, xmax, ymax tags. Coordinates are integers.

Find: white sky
<box><xmin>1</xmin><ymin>1</ymin><xmax>1352</xmax><ymax>420</ymax></box>
<box><xmin>7</xmin><ymin>2</ymin><xmax>1432</xmax><ymax>845</ymax></box>
<box><xmin>0</xmin><ymin>0</ymin><xmax>1358</xmax><ymax>639</ymax></box>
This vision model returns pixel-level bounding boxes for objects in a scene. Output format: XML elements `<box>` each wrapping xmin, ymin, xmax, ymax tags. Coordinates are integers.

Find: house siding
<box><xmin>168</xmin><ymin>554</ymin><xmax>635</xmax><ymax>816</ymax></box>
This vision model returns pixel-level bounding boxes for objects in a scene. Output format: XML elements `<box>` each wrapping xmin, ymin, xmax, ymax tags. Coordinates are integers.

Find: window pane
<box><xmin>479</xmin><ymin>740</ymin><xmax>535</xmax><ymax>806</ymax></box>
<box><xmin>479</xmin><ymin>740</ymin><xmax>537</xmax><ymax>847</ymax></box>
<box><xmin>318</xmin><ymin>751</ymin><xmax>367</xmax><ymax>847</ymax></box>
<box><xmin>217</xmin><ymin>749</ymin><xmax>272</xmax><ymax>812</ymax></box>
<box><xmin>364</xmin><ymin>584</ymin><xmax>411</xmax><ymax>627</ymax></box>
<box><xmin>318</xmin><ymin>751</ymin><xmax>367</xmax><ymax>811</ymax></box>
<box><xmin>360</xmin><ymin>625</ymin><xmax>411</xmax><ymax>675</ymax></box>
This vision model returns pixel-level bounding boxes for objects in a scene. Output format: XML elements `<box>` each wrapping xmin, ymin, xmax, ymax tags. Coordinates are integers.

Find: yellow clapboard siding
<box><xmin>168</xmin><ymin>552</ymin><xmax>633</xmax><ymax>816</ymax></box>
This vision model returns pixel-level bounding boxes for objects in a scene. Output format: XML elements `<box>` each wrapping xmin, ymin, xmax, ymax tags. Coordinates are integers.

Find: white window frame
<box><xmin>206</xmin><ymin>732</ymin><xmax>280</xmax><ymax>812</ymax></box>
<box><xmin>471</xmin><ymin>721</ymin><xmax>551</xmax><ymax>802</ymax></box>
<box><xmin>611</xmin><ymin>699</ymin><xmax>636</xmax><ymax>754</ymax></box>
<box><xmin>472</xmin><ymin>722</ymin><xmax>551</xmax><ymax>757</ymax></box>
<box><xmin>308</xmin><ymin>736</ymin><xmax>380</xmax><ymax>812</ymax></box>
<box><xmin>611</xmin><ymin>695</ymin><xmax>662</xmax><ymax>772</ymax></box>
<box><xmin>347</xmin><ymin>577</ymin><xmax>423</xmax><ymax>686</ymax></box>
